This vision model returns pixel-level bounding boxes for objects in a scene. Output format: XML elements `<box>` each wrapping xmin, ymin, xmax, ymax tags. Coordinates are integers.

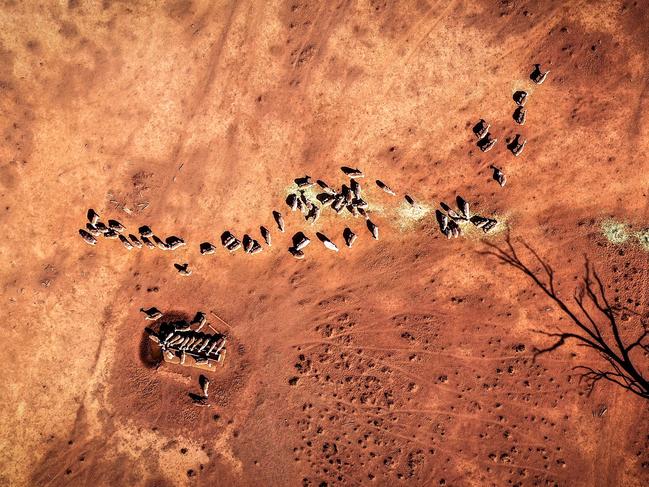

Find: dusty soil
<box><xmin>1</xmin><ymin>1</ymin><xmax>648</xmax><ymax>486</ymax></box>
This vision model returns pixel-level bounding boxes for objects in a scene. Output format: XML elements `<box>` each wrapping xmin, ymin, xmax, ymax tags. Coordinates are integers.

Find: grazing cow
<box><xmin>260</xmin><ymin>226</ymin><xmax>271</xmax><ymax>246</ymax></box>
<box><xmin>376</xmin><ymin>180</ymin><xmax>396</xmax><ymax>195</ymax></box>
<box><xmin>513</xmin><ymin>106</ymin><xmax>526</xmax><ymax>125</ymax></box>
<box><xmin>138</xmin><ymin>225</ymin><xmax>153</xmax><ymax>237</ymax></box>
<box><xmin>513</xmin><ymin>90</ymin><xmax>528</xmax><ymax>106</ymax></box>
<box><xmin>288</xmin><ymin>247</ymin><xmax>305</xmax><ymax>259</ymax></box>
<box><xmin>140</xmin><ymin>307</ymin><xmax>163</xmax><ymax>320</ymax></box>
<box><xmin>79</xmin><ymin>229</ymin><xmax>97</xmax><ymax>245</ymax></box>
<box><xmin>366</xmin><ymin>219</ymin><xmax>379</xmax><ymax>240</ymax></box>
<box><xmin>316</xmin><ymin>232</ymin><xmax>339</xmax><ymax>252</ymax></box>
<box><xmin>273</xmin><ymin>211</ymin><xmax>285</xmax><ymax>232</ymax></box>
<box><xmin>489</xmin><ymin>165</ymin><xmax>506</xmax><ymax>187</ymax></box>
<box><xmin>456</xmin><ymin>196</ymin><xmax>470</xmax><ymax>220</ymax></box>
<box><xmin>129</xmin><ymin>234</ymin><xmax>143</xmax><ymax>248</ymax></box>
<box><xmin>200</xmin><ymin>242</ymin><xmax>216</xmax><ymax>255</ymax></box>
<box><xmin>119</xmin><ymin>234</ymin><xmax>134</xmax><ymax>250</ymax></box>
<box><xmin>530</xmin><ymin>64</ymin><xmax>549</xmax><ymax>84</ymax></box>
<box><xmin>472</xmin><ymin>119</ymin><xmax>490</xmax><ymax>139</ymax></box>
<box><xmin>477</xmin><ymin>133</ymin><xmax>497</xmax><ymax>152</ymax></box>
<box><xmin>86</xmin><ymin>223</ymin><xmax>101</xmax><ymax>236</ymax></box>
<box><xmin>174</xmin><ymin>263</ymin><xmax>192</xmax><ymax>276</ymax></box>
<box><xmin>317</xmin><ymin>180</ymin><xmax>336</xmax><ymax>194</ymax></box>
<box><xmin>507</xmin><ymin>134</ymin><xmax>527</xmax><ymax>157</ymax></box>
<box><xmin>87</xmin><ymin>209</ymin><xmax>100</xmax><ymax>225</ymax></box>
<box><xmin>142</xmin><ymin>236</ymin><xmax>156</xmax><ymax>249</ymax></box>
<box><xmin>341</xmin><ymin>166</ymin><xmax>364</xmax><ymax>178</ymax></box>
<box><xmin>286</xmin><ymin>193</ymin><xmax>299</xmax><ymax>211</ymax></box>
<box><xmin>294</xmin><ymin>175</ymin><xmax>313</xmax><ymax>188</ymax></box>
<box><xmin>108</xmin><ymin>219</ymin><xmax>125</xmax><ymax>233</ymax></box>
<box><xmin>343</xmin><ymin>227</ymin><xmax>357</xmax><ymax>248</ymax></box>
<box><xmin>292</xmin><ymin>232</ymin><xmax>310</xmax><ymax>250</ymax></box>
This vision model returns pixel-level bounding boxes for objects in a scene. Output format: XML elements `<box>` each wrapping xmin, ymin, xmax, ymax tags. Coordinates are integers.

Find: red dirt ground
<box><xmin>1</xmin><ymin>1</ymin><xmax>648</xmax><ymax>486</ymax></box>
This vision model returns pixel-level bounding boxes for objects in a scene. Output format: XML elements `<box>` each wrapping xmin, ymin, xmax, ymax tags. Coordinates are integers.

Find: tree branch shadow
<box><xmin>480</xmin><ymin>234</ymin><xmax>649</xmax><ymax>400</ymax></box>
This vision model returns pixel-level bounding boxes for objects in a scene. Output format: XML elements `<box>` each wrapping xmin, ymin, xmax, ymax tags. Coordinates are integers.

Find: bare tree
<box><xmin>482</xmin><ymin>235</ymin><xmax>649</xmax><ymax>400</ymax></box>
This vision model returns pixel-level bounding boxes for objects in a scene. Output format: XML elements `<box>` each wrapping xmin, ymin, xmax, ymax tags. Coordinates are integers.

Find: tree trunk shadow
<box><xmin>480</xmin><ymin>234</ymin><xmax>649</xmax><ymax>400</ymax></box>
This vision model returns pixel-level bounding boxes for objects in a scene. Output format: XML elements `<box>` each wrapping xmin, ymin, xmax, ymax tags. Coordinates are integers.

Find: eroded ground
<box><xmin>0</xmin><ymin>1</ymin><xmax>648</xmax><ymax>486</ymax></box>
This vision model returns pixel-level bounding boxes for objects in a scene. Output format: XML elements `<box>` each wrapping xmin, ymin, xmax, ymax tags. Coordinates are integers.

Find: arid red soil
<box><xmin>1</xmin><ymin>1</ymin><xmax>648</xmax><ymax>486</ymax></box>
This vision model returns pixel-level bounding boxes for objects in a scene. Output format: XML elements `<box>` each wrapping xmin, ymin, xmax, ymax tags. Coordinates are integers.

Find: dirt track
<box><xmin>0</xmin><ymin>1</ymin><xmax>648</xmax><ymax>486</ymax></box>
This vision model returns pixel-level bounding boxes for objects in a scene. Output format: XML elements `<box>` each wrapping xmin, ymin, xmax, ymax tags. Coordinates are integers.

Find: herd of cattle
<box><xmin>77</xmin><ymin>65</ymin><xmax>548</xmax><ymax>377</ymax></box>
<box><xmin>143</xmin><ymin>308</ymin><xmax>226</xmax><ymax>374</ymax></box>
<box><xmin>78</xmin><ymin>64</ymin><xmax>549</xmax><ymax>261</ymax></box>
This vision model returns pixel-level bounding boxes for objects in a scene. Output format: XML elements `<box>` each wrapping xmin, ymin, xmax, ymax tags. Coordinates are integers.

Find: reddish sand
<box><xmin>1</xmin><ymin>1</ymin><xmax>648</xmax><ymax>486</ymax></box>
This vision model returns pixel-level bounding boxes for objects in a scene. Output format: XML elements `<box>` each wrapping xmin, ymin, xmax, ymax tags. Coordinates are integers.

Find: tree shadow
<box><xmin>480</xmin><ymin>234</ymin><xmax>649</xmax><ymax>400</ymax></box>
